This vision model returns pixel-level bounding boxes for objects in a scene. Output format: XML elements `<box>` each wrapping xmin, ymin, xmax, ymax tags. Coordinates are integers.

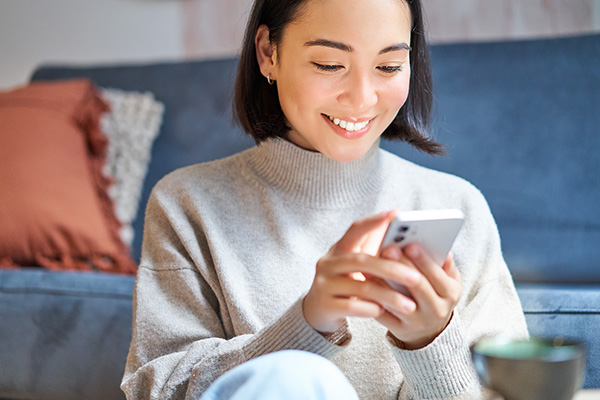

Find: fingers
<box><xmin>317</xmin><ymin>252</ymin><xmax>421</xmax><ymax>292</ymax></box>
<box><xmin>304</xmin><ymin>210</ymin><xmax>407</xmax><ymax>334</ymax></box>
<box><xmin>304</xmin><ymin>274</ymin><xmax>411</xmax><ymax>333</ymax></box>
<box><xmin>443</xmin><ymin>252</ymin><xmax>462</xmax><ymax>281</ymax></box>
<box><xmin>306</xmin><ymin>210</ymin><xmax>462</xmax><ymax>343</ymax></box>
<box><xmin>380</xmin><ymin>243</ymin><xmax>461</xmax><ymax>319</ymax></box>
<box><xmin>330</xmin><ymin>297</ymin><xmax>383</xmax><ymax>319</ymax></box>
<box><xmin>344</xmin><ymin>240</ymin><xmax>462</xmax><ymax>350</ymax></box>
<box><xmin>328</xmin><ymin>275</ymin><xmax>417</xmax><ymax>315</ymax></box>
<box><xmin>400</xmin><ymin>244</ymin><xmax>461</xmax><ymax>301</ymax></box>
<box><xmin>375</xmin><ymin>309</ymin><xmax>405</xmax><ymax>335</ymax></box>
<box><xmin>332</xmin><ymin>210</ymin><xmax>397</xmax><ymax>255</ymax></box>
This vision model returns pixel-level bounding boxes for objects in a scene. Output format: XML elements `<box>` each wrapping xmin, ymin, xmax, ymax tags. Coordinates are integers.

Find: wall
<box><xmin>0</xmin><ymin>0</ymin><xmax>183</xmax><ymax>89</ymax></box>
<box><xmin>1</xmin><ymin>0</ymin><xmax>599</xmax><ymax>90</ymax></box>
<box><xmin>423</xmin><ymin>0</ymin><xmax>600</xmax><ymax>43</ymax></box>
<box><xmin>181</xmin><ymin>0</ymin><xmax>600</xmax><ymax>58</ymax></box>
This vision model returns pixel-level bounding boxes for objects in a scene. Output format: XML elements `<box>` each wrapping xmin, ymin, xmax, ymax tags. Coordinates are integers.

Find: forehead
<box><xmin>283</xmin><ymin>0</ymin><xmax>412</xmax><ymax>48</ymax></box>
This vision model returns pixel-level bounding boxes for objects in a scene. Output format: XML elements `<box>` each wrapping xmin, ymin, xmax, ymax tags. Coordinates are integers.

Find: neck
<box><xmin>244</xmin><ymin>138</ymin><xmax>384</xmax><ymax>208</ymax></box>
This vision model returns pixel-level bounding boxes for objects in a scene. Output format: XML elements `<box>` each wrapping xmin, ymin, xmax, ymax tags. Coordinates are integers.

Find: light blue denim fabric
<box><xmin>199</xmin><ymin>350</ymin><xmax>359</xmax><ymax>400</ymax></box>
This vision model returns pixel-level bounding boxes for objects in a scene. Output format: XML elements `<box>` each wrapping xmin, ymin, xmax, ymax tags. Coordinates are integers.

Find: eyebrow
<box><xmin>304</xmin><ymin>39</ymin><xmax>411</xmax><ymax>54</ymax></box>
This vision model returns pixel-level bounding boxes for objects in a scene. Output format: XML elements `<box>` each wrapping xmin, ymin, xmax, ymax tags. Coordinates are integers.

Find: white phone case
<box><xmin>378</xmin><ymin>209</ymin><xmax>464</xmax><ymax>294</ymax></box>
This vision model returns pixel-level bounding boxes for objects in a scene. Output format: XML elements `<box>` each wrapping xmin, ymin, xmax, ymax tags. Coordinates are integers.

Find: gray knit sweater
<box><xmin>121</xmin><ymin>138</ymin><xmax>528</xmax><ymax>399</ymax></box>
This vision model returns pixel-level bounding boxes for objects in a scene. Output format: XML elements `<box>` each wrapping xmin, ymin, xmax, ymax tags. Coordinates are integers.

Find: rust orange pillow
<box><xmin>0</xmin><ymin>79</ymin><xmax>136</xmax><ymax>274</ymax></box>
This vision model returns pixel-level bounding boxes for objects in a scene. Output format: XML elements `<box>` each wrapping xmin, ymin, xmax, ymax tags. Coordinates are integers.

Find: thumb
<box><xmin>333</xmin><ymin>210</ymin><xmax>397</xmax><ymax>256</ymax></box>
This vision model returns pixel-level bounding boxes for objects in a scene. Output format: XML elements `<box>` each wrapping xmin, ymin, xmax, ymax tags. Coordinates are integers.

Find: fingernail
<box><xmin>403</xmin><ymin>299</ymin><xmax>416</xmax><ymax>312</ymax></box>
<box><xmin>407</xmin><ymin>245</ymin><xmax>420</xmax><ymax>259</ymax></box>
<box><xmin>382</xmin><ymin>245</ymin><xmax>401</xmax><ymax>260</ymax></box>
<box><xmin>380</xmin><ymin>209</ymin><xmax>398</xmax><ymax>219</ymax></box>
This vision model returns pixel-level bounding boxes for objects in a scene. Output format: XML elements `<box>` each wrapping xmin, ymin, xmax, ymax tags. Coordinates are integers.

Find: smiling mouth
<box><xmin>324</xmin><ymin>114</ymin><xmax>372</xmax><ymax>132</ymax></box>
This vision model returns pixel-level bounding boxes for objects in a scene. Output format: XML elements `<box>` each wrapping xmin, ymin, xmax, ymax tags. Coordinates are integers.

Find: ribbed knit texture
<box><xmin>245</xmin><ymin>139</ymin><xmax>385</xmax><ymax>208</ymax></box>
<box><xmin>122</xmin><ymin>138</ymin><xmax>528</xmax><ymax>400</ymax></box>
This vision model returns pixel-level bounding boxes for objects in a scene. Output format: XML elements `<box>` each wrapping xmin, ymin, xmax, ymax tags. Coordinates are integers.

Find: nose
<box><xmin>337</xmin><ymin>70</ymin><xmax>378</xmax><ymax>111</ymax></box>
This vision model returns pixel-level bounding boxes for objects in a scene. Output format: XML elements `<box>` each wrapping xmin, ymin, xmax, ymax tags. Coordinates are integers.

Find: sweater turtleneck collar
<box><xmin>244</xmin><ymin>137</ymin><xmax>385</xmax><ymax>208</ymax></box>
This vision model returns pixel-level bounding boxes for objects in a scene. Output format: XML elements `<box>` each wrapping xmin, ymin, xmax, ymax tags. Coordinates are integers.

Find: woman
<box><xmin>121</xmin><ymin>0</ymin><xmax>528</xmax><ymax>398</ymax></box>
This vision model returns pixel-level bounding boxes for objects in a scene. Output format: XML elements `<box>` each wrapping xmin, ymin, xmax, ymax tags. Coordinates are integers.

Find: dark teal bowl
<box><xmin>471</xmin><ymin>337</ymin><xmax>586</xmax><ymax>400</ymax></box>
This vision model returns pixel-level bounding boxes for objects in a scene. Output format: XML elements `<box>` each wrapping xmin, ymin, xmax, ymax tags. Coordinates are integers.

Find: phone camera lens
<box><xmin>393</xmin><ymin>235</ymin><xmax>405</xmax><ymax>243</ymax></box>
<box><xmin>399</xmin><ymin>225</ymin><xmax>409</xmax><ymax>232</ymax></box>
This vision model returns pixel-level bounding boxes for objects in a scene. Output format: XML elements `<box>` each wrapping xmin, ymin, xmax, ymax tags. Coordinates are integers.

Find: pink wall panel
<box><xmin>181</xmin><ymin>0</ymin><xmax>600</xmax><ymax>58</ymax></box>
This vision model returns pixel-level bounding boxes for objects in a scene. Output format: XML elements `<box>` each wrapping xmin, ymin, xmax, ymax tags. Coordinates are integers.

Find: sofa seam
<box><xmin>523</xmin><ymin>310</ymin><xmax>600</xmax><ymax>315</ymax></box>
<box><xmin>0</xmin><ymin>287</ymin><xmax>133</xmax><ymax>299</ymax></box>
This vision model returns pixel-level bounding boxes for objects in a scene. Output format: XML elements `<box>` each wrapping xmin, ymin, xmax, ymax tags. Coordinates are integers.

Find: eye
<box><xmin>313</xmin><ymin>63</ymin><xmax>344</xmax><ymax>72</ymax></box>
<box><xmin>377</xmin><ymin>65</ymin><xmax>403</xmax><ymax>74</ymax></box>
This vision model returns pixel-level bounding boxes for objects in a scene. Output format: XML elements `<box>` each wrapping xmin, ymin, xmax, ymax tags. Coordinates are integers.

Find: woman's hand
<box><xmin>302</xmin><ymin>210</ymin><xmax>462</xmax><ymax>350</ymax></box>
<box><xmin>303</xmin><ymin>211</ymin><xmax>423</xmax><ymax>334</ymax></box>
<box><xmin>377</xmin><ymin>244</ymin><xmax>462</xmax><ymax>349</ymax></box>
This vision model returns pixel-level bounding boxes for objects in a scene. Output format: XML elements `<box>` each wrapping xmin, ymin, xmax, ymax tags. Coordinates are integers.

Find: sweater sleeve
<box><xmin>390</xmin><ymin>314</ymin><xmax>484</xmax><ymax>399</ymax></box>
<box><xmin>120</xmin><ymin>188</ymin><xmax>347</xmax><ymax>400</ymax></box>
<box><xmin>390</xmin><ymin>183</ymin><xmax>529</xmax><ymax>400</ymax></box>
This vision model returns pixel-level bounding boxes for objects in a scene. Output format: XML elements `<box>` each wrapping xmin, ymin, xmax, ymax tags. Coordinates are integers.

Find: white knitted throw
<box><xmin>100</xmin><ymin>88</ymin><xmax>164</xmax><ymax>246</ymax></box>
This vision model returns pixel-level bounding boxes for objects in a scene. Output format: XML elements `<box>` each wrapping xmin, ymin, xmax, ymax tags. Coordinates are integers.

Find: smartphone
<box><xmin>378</xmin><ymin>209</ymin><xmax>464</xmax><ymax>294</ymax></box>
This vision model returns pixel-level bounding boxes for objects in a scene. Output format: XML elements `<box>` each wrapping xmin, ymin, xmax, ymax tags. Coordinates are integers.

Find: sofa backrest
<box><xmin>384</xmin><ymin>34</ymin><xmax>600</xmax><ymax>284</ymax></box>
<box><xmin>31</xmin><ymin>34</ymin><xmax>600</xmax><ymax>284</ymax></box>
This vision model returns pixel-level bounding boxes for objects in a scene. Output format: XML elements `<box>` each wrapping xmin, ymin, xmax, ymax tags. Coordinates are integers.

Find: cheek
<box><xmin>385</xmin><ymin>76</ymin><xmax>411</xmax><ymax>110</ymax></box>
<box><xmin>277</xmin><ymin>80</ymin><xmax>302</xmax><ymax>122</ymax></box>
<box><xmin>278</xmin><ymin>75</ymin><xmax>327</xmax><ymax>120</ymax></box>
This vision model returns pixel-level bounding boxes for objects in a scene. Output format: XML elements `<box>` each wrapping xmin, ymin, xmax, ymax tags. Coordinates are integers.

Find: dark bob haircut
<box><xmin>234</xmin><ymin>0</ymin><xmax>442</xmax><ymax>155</ymax></box>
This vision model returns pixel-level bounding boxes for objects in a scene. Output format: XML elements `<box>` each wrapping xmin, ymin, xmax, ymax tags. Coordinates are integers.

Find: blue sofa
<box><xmin>1</xmin><ymin>34</ymin><xmax>598</xmax><ymax>399</ymax></box>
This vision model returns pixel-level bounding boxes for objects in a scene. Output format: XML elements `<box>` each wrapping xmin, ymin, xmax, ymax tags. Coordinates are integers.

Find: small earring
<box><xmin>267</xmin><ymin>74</ymin><xmax>275</xmax><ymax>85</ymax></box>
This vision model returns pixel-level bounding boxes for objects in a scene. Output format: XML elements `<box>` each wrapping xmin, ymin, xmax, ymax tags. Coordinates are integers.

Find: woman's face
<box><xmin>268</xmin><ymin>0</ymin><xmax>413</xmax><ymax>162</ymax></box>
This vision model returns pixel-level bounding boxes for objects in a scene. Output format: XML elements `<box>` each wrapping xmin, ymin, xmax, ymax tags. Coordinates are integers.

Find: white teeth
<box><xmin>327</xmin><ymin>115</ymin><xmax>370</xmax><ymax>132</ymax></box>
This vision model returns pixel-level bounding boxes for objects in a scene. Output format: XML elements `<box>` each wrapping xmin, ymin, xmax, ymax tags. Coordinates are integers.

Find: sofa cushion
<box><xmin>0</xmin><ymin>269</ymin><xmax>134</xmax><ymax>400</ymax></box>
<box><xmin>517</xmin><ymin>284</ymin><xmax>600</xmax><ymax>388</ymax></box>
<box><xmin>0</xmin><ymin>79</ymin><xmax>136</xmax><ymax>273</ymax></box>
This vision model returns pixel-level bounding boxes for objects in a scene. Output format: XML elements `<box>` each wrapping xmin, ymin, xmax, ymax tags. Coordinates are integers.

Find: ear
<box><xmin>255</xmin><ymin>24</ymin><xmax>277</xmax><ymax>80</ymax></box>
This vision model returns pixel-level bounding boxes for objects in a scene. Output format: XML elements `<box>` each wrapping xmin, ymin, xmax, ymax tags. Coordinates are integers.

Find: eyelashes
<box><xmin>377</xmin><ymin>65</ymin><xmax>403</xmax><ymax>73</ymax></box>
<box><xmin>312</xmin><ymin>63</ymin><xmax>404</xmax><ymax>74</ymax></box>
<box><xmin>313</xmin><ymin>63</ymin><xmax>343</xmax><ymax>72</ymax></box>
